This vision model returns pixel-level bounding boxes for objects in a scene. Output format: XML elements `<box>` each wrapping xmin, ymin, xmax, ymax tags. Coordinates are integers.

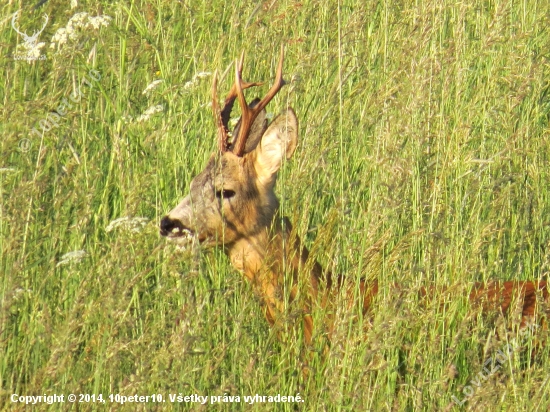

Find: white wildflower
<box><xmin>0</xmin><ymin>167</ymin><xmax>17</xmax><ymax>174</ymax></box>
<box><xmin>12</xmin><ymin>287</ymin><xmax>33</xmax><ymax>301</ymax></box>
<box><xmin>105</xmin><ymin>216</ymin><xmax>149</xmax><ymax>233</ymax></box>
<box><xmin>195</xmin><ymin>71</ymin><xmax>211</xmax><ymax>79</ymax></box>
<box><xmin>57</xmin><ymin>250</ymin><xmax>87</xmax><ymax>267</ymax></box>
<box><xmin>142</xmin><ymin>79</ymin><xmax>163</xmax><ymax>95</ymax></box>
<box><xmin>182</xmin><ymin>71</ymin><xmax>212</xmax><ymax>91</ymax></box>
<box><xmin>26</xmin><ymin>42</ymin><xmax>46</xmax><ymax>59</ymax></box>
<box><xmin>71</xmin><ymin>0</ymin><xmax>78</xmax><ymax>9</ymax></box>
<box><xmin>136</xmin><ymin>105</ymin><xmax>163</xmax><ymax>123</ymax></box>
<box><xmin>182</xmin><ymin>80</ymin><xmax>195</xmax><ymax>90</ymax></box>
<box><xmin>70</xmin><ymin>12</ymin><xmax>89</xmax><ymax>26</ymax></box>
<box><xmin>121</xmin><ymin>114</ymin><xmax>134</xmax><ymax>124</ymax></box>
<box><xmin>88</xmin><ymin>15</ymin><xmax>112</xmax><ymax>29</ymax></box>
<box><xmin>50</xmin><ymin>12</ymin><xmax>112</xmax><ymax>50</ymax></box>
<box><xmin>14</xmin><ymin>41</ymin><xmax>46</xmax><ymax>63</ymax></box>
<box><xmin>50</xmin><ymin>28</ymin><xmax>69</xmax><ymax>48</ymax></box>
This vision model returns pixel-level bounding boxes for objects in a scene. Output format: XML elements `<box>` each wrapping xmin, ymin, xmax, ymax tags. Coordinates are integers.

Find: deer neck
<box><xmin>226</xmin><ymin>215</ymin><xmax>324</xmax><ymax>337</ymax></box>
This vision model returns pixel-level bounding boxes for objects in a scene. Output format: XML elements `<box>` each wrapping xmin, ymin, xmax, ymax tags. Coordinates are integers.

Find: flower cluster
<box><xmin>0</xmin><ymin>168</ymin><xmax>17</xmax><ymax>174</ymax></box>
<box><xmin>14</xmin><ymin>41</ymin><xmax>46</xmax><ymax>62</ymax></box>
<box><xmin>142</xmin><ymin>79</ymin><xmax>164</xmax><ymax>95</ymax></box>
<box><xmin>50</xmin><ymin>12</ymin><xmax>112</xmax><ymax>50</ymax></box>
<box><xmin>182</xmin><ymin>72</ymin><xmax>212</xmax><ymax>90</ymax></box>
<box><xmin>57</xmin><ymin>250</ymin><xmax>87</xmax><ymax>267</ymax></box>
<box><xmin>105</xmin><ymin>216</ymin><xmax>149</xmax><ymax>233</ymax></box>
<box><xmin>136</xmin><ymin>105</ymin><xmax>164</xmax><ymax>123</ymax></box>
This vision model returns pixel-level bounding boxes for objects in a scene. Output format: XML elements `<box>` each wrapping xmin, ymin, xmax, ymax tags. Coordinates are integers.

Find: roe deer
<box><xmin>160</xmin><ymin>46</ymin><xmax>548</xmax><ymax>344</ymax></box>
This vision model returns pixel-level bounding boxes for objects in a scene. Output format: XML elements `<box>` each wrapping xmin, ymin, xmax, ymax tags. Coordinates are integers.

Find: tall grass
<box><xmin>1</xmin><ymin>0</ymin><xmax>549</xmax><ymax>410</ymax></box>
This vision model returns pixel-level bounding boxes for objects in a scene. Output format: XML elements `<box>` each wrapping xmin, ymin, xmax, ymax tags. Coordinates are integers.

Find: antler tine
<box><xmin>11</xmin><ymin>11</ymin><xmax>24</xmax><ymax>37</ymax></box>
<box><xmin>213</xmin><ymin>70</ymin><xmax>263</xmax><ymax>152</ymax></box>
<box><xmin>233</xmin><ymin>58</ymin><xmax>251</xmax><ymax>156</ymax></box>
<box><xmin>232</xmin><ymin>45</ymin><xmax>286</xmax><ymax>156</ymax></box>
<box><xmin>37</xmin><ymin>14</ymin><xmax>49</xmax><ymax>35</ymax></box>
<box><xmin>212</xmin><ymin>54</ymin><xmax>264</xmax><ymax>153</ymax></box>
<box><xmin>252</xmin><ymin>44</ymin><xmax>286</xmax><ymax>116</ymax></box>
<box><xmin>220</xmin><ymin>53</ymin><xmax>263</xmax><ymax>134</ymax></box>
<box><xmin>211</xmin><ymin>70</ymin><xmax>228</xmax><ymax>152</ymax></box>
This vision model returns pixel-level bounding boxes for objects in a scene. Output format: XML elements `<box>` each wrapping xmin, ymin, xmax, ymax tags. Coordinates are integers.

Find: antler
<box><xmin>11</xmin><ymin>11</ymin><xmax>25</xmax><ymax>37</ymax></box>
<box><xmin>33</xmin><ymin>14</ymin><xmax>49</xmax><ymax>38</ymax></box>
<box><xmin>212</xmin><ymin>53</ymin><xmax>263</xmax><ymax>153</ymax></box>
<box><xmin>212</xmin><ymin>46</ymin><xmax>286</xmax><ymax>155</ymax></box>
<box><xmin>232</xmin><ymin>45</ymin><xmax>286</xmax><ymax>156</ymax></box>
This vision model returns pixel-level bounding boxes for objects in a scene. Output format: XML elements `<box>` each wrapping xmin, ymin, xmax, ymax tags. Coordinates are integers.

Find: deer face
<box><xmin>160</xmin><ymin>109</ymin><xmax>298</xmax><ymax>249</ymax></box>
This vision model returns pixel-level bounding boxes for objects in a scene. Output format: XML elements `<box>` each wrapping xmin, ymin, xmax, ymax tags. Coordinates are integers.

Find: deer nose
<box><xmin>159</xmin><ymin>216</ymin><xmax>185</xmax><ymax>236</ymax></box>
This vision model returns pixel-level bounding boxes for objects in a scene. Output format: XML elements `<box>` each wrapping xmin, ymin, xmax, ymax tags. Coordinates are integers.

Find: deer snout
<box><xmin>159</xmin><ymin>216</ymin><xmax>186</xmax><ymax>237</ymax></box>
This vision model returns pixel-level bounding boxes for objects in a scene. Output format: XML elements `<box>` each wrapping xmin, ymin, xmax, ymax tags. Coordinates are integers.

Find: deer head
<box><xmin>160</xmin><ymin>46</ymin><xmax>298</xmax><ymax>254</ymax></box>
<box><xmin>11</xmin><ymin>11</ymin><xmax>49</xmax><ymax>48</ymax></box>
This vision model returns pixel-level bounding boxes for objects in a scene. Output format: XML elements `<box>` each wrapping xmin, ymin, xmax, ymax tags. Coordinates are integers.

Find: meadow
<box><xmin>1</xmin><ymin>0</ymin><xmax>550</xmax><ymax>410</ymax></box>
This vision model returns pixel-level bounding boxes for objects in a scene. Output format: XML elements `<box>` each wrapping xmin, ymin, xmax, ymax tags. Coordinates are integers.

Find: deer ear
<box><xmin>254</xmin><ymin>108</ymin><xmax>298</xmax><ymax>188</ymax></box>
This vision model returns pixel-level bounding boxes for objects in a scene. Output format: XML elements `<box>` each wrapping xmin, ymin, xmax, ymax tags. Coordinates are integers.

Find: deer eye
<box><xmin>215</xmin><ymin>189</ymin><xmax>236</xmax><ymax>200</ymax></box>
